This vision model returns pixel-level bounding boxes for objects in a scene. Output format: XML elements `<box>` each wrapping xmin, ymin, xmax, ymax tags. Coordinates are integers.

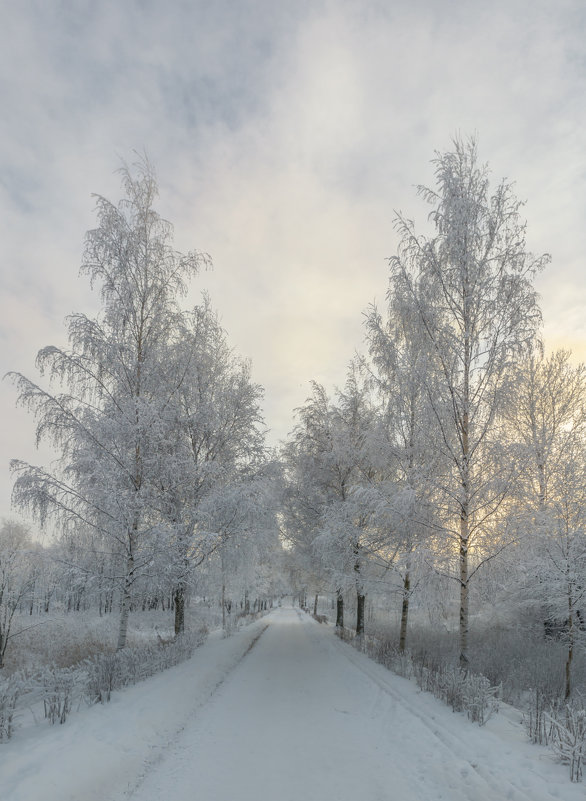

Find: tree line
<box><xmin>3</xmin><ymin>139</ymin><xmax>586</xmax><ymax>702</ymax></box>
<box><xmin>282</xmin><ymin>138</ymin><xmax>586</xmax><ymax>700</ymax></box>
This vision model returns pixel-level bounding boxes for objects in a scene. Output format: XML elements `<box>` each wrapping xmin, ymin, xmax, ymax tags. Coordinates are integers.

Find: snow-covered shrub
<box><xmin>365</xmin><ymin>610</ymin><xmax>584</xmax><ymax>709</ymax></box>
<box><xmin>525</xmin><ymin>689</ymin><xmax>559</xmax><ymax>746</ymax></box>
<box><xmin>416</xmin><ymin>664</ymin><xmax>500</xmax><ymax>725</ymax></box>
<box><xmin>0</xmin><ymin>673</ymin><xmax>24</xmax><ymax>740</ymax></box>
<box><xmin>42</xmin><ymin>666</ymin><xmax>79</xmax><ymax>724</ymax></box>
<box><xmin>220</xmin><ymin>609</ymin><xmax>268</xmax><ymax>640</ymax></box>
<box><xmin>85</xmin><ymin>628</ymin><xmax>207</xmax><ymax>705</ymax></box>
<box><xmin>522</xmin><ymin>692</ymin><xmax>585</xmax><ymax>781</ymax></box>
<box><xmin>334</xmin><ymin>626</ymin><xmax>354</xmax><ymax>644</ymax></box>
<box><xmin>345</xmin><ymin>628</ymin><xmax>499</xmax><ymax>726</ymax></box>
<box><xmin>222</xmin><ymin>614</ymin><xmax>237</xmax><ymax>637</ymax></box>
<box><xmin>0</xmin><ymin>624</ymin><xmax>209</xmax><ymax>743</ymax></box>
<box><xmin>462</xmin><ymin>673</ymin><xmax>501</xmax><ymax>725</ymax></box>
<box><xmin>548</xmin><ymin>703</ymin><xmax>586</xmax><ymax>782</ymax></box>
<box><xmin>367</xmin><ymin>633</ymin><xmax>396</xmax><ymax>670</ymax></box>
<box><xmin>85</xmin><ymin>652</ymin><xmax>121</xmax><ymax>704</ymax></box>
<box><xmin>411</xmin><ymin>653</ymin><xmax>442</xmax><ymax>692</ymax></box>
<box><xmin>390</xmin><ymin>650</ymin><xmax>414</xmax><ymax>679</ymax></box>
<box><xmin>437</xmin><ymin>667</ymin><xmax>465</xmax><ymax>712</ymax></box>
<box><xmin>166</xmin><ymin>629</ymin><xmax>207</xmax><ymax>664</ymax></box>
<box><xmin>117</xmin><ymin>646</ymin><xmax>150</xmax><ymax>686</ymax></box>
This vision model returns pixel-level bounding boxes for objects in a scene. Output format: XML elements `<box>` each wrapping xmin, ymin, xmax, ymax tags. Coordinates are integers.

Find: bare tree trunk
<box><xmin>356</xmin><ymin>593</ymin><xmax>365</xmax><ymax>637</ymax></box>
<box><xmin>336</xmin><ymin>590</ymin><xmax>344</xmax><ymax>629</ymax></box>
<box><xmin>222</xmin><ymin>582</ymin><xmax>226</xmax><ymax>631</ymax></box>
<box><xmin>174</xmin><ymin>585</ymin><xmax>186</xmax><ymax>637</ymax></box>
<box><xmin>313</xmin><ymin>593</ymin><xmax>319</xmax><ymax>616</ymax></box>
<box><xmin>537</xmin><ymin>460</ymin><xmax>546</xmax><ymax>511</ymax></box>
<box><xmin>355</xmin><ymin>550</ymin><xmax>365</xmax><ymax>638</ymax></box>
<box><xmin>399</xmin><ymin>569</ymin><xmax>411</xmax><ymax>652</ymax></box>
<box><xmin>566</xmin><ymin>596</ymin><xmax>574</xmax><ymax>700</ymax></box>
<box><xmin>117</xmin><ymin>556</ymin><xmax>134</xmax><ymax>651</ymax></box>
<box><xmin>459</xmin><ymin>369</ymin><xmax>470</xmax><ymax>669</ymax></box>
<box><xmin>459</xmin><ymin>510</ymin><xmax>469</xmax><ymax>669</ymax></box>
<box><xmin>565</xmin><ymin>630</ymin><xmax>573</xmax><ymax>700</ymax></box>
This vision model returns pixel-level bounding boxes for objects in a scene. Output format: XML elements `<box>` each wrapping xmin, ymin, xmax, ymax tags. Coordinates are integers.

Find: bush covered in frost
<box><xmin>524</xmin><ymin>690</ymin><xmax>586</xmax><ymax>782</ymax></box>
<box><xmin>42</xmin><ymin>665</ymin><xmax>79</xmax><ymax>724</ymax></box>
<box><xmin>337</xmin><ymin>628</ymin><xmax>500</xmax><ymax>726</ymax></box>
<box><xmin>84</xmin><ymin>628</ymin><xmax>206</xmax><ymax>704</ymax></box>
<box><xmin>412</xmin><ymin>661</ymin><xmax>501</xmax><ymax>725</ymax></box>
<box><xmin>0</xmin><ymin>627</ymin><xmax>207</xmax><ymax>740</ymax></box>
<box><xmin>0</xmin><ymin>673</ymin><xmax>25</xmax><ymax>741</ymax></box>
<box><xmin>337</xmin><ymin>622</ymin><xmax>584</xmax><ymax>782</ymax></box>
<box><xmin>549</xmin><ymin>703</ymin><xmax>586</xmax><ymax>783</ymax></box>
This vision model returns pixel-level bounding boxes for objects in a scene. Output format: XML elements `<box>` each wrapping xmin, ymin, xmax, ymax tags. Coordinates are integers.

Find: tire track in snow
<box><xmin>125</xmin><ymin>609</ymin><xmax>412</xmax><ymax>801</ymax></box>
<box><xmin>113</xmin><ymin>611</ymin><xmax>574</xmax><ymax>801</ymax></box>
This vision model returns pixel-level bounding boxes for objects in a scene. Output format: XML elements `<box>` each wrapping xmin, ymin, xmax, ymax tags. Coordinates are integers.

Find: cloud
<box><xmin>1</xmin><ymin>0</ymin><xmax>586</xmax><ymax>520</ymax></box>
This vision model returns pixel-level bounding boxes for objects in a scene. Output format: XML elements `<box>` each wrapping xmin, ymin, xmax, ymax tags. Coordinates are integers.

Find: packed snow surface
<box><xmin>0</xmin><ymin>607</ymin><xmax>582</xmax><ymax>800</ymax></box>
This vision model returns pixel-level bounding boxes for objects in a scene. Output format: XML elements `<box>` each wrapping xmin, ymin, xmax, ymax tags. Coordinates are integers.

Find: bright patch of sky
<box><xmin>1</xmin><ymin>0</ymin><xmax>585</xmax><ymax>523</ymax></box>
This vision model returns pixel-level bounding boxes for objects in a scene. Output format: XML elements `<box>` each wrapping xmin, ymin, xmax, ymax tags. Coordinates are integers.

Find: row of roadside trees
<box><xmin>282</xmin><ymin>138</ymin><xmax>586</xmax><ymax>699</ymax></box>
<box><xmin>4</xmin><ymin>139</ymin><xmax>585</xmax><ymax>702</ymax></box>
<box><xmin>5</xmin><ymin>158</ymin><xmax>282</xmax><ymax>659</ymax></box>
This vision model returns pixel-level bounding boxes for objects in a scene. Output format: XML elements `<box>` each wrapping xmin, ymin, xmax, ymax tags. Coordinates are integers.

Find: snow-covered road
<box><xmin>126</xmin><ymin>608</ymin><xmax>576</xmax><ymax>801</ymax></box>
<box><xmin>1</xmin><ymin>607</ymin><xmax>582</xmax><ymax>800</ymax></box>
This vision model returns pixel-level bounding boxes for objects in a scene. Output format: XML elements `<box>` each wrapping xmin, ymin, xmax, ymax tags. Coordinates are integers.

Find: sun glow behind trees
<box><xmin>282</xmin><ymin>137</ymin><xmax>586</xmax><ymax>699</ymax></box>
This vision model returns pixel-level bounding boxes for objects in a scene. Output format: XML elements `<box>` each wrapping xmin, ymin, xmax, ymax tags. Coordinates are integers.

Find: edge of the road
<box><xmin>118</xmin><ymin>615</ymin><xmax>272</xmax><ymax>800</ymax></box>
<box><xmin>316</xmin><ymin>613</ymin><xmax>575</xmax><ymax>801</ymax></box>
<box><xmin>0</xmin><ymin>613</ymin><xmax>274</xmax><ymax>801</ymax></box>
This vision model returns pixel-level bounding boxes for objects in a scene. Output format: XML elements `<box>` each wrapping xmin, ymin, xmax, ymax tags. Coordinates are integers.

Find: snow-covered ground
<box><xmin>0</xmin><ymin>607</ymin><xmax>582</xmax><ymax>801</ymax></box>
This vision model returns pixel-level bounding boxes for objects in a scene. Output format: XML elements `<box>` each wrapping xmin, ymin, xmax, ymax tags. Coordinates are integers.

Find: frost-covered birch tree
<box><xmin>390</xmin><ymin>137</ymin><xmax>547</xmax><ymax>666</ymax></box>
<box><xmin>364</xmin><ymin>290</ymin><xmax>440</xmax><ymax>651</ymax></box>
<box><xmin>326</xmin><ymin>369</ymin><xmax>382</xmax><ymax>638</ymax></box>
<box><xmin>505</xmin><ymin>349</ymin><xmax>586</xmax><ymax>697</ymax></box>
<box><xmin>284</xmin><ymin>368</ymin><xmax>381</xmax><ymax>636</ymax></box>
<box><xmin>197</xmin><ymin>463</ymin><xmax>282</xmax><ymax>632</ymax></box>
<box><xmin>506</xmin><ymin>349</ymin><xmax>586</xmax><ymax>515</ymax></box>
<box><xmin>538</xmin><ymin>443</ymin><xmax>586</xmax><ymax>699</ymax></box>
<box><xmin>157</xmin><ymin>301</ymin><xmax>267</xmax><ymax>635</ymax></box>
<box><xmin>8</xmin><ymin>158</ymin><xmax>210</xmax><ymax>649</ymax></box>
<box><xmin>0</xmin><ymin>520</ymin><xmax>38</xmax><ymax>669</ymax></box>
<box><xmin>282</xmin><ymin>383</ymin><xmax>341</xmax><ymax>620</ymax></box>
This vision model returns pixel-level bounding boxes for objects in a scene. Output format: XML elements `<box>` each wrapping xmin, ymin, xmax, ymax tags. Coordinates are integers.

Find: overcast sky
<box><xmin>1</xmin><ymin>0</ymin><xmax>586</xmax><ymax>524</ymax></box>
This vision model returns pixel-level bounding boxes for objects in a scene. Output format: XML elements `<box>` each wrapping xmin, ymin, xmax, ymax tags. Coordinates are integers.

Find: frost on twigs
<box><xmin>548</xmin><ymin>704</ymin><xmax>586</xmax><ymax>783</ymax></box>
<box><xmin>0</xmin><ymin>673</ymin><xmax>24</xmax><ymax>741</ymax></box>
<box><xmin>0</xmin><ymin>629</ymin><xmax>207</xmax><ymax>741</ymax></box>
<box><xmin>84</xmin><ymin>628</ymin><xmax>206</xmax><ymax>704</ymax></box>
<box><xmin>525</xmin><ymin>691</ymin><xmax>586</xmax><ymax>782</ymax></box>
<box><xmin>341</xmin><ymin>628</ymin><xmax>500</xmax><ymax>726</ymax></box>
<box><xmin>42</xmin><ymin>665</ymin><xmax>78</xmax><ymax>725</ymax></box>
